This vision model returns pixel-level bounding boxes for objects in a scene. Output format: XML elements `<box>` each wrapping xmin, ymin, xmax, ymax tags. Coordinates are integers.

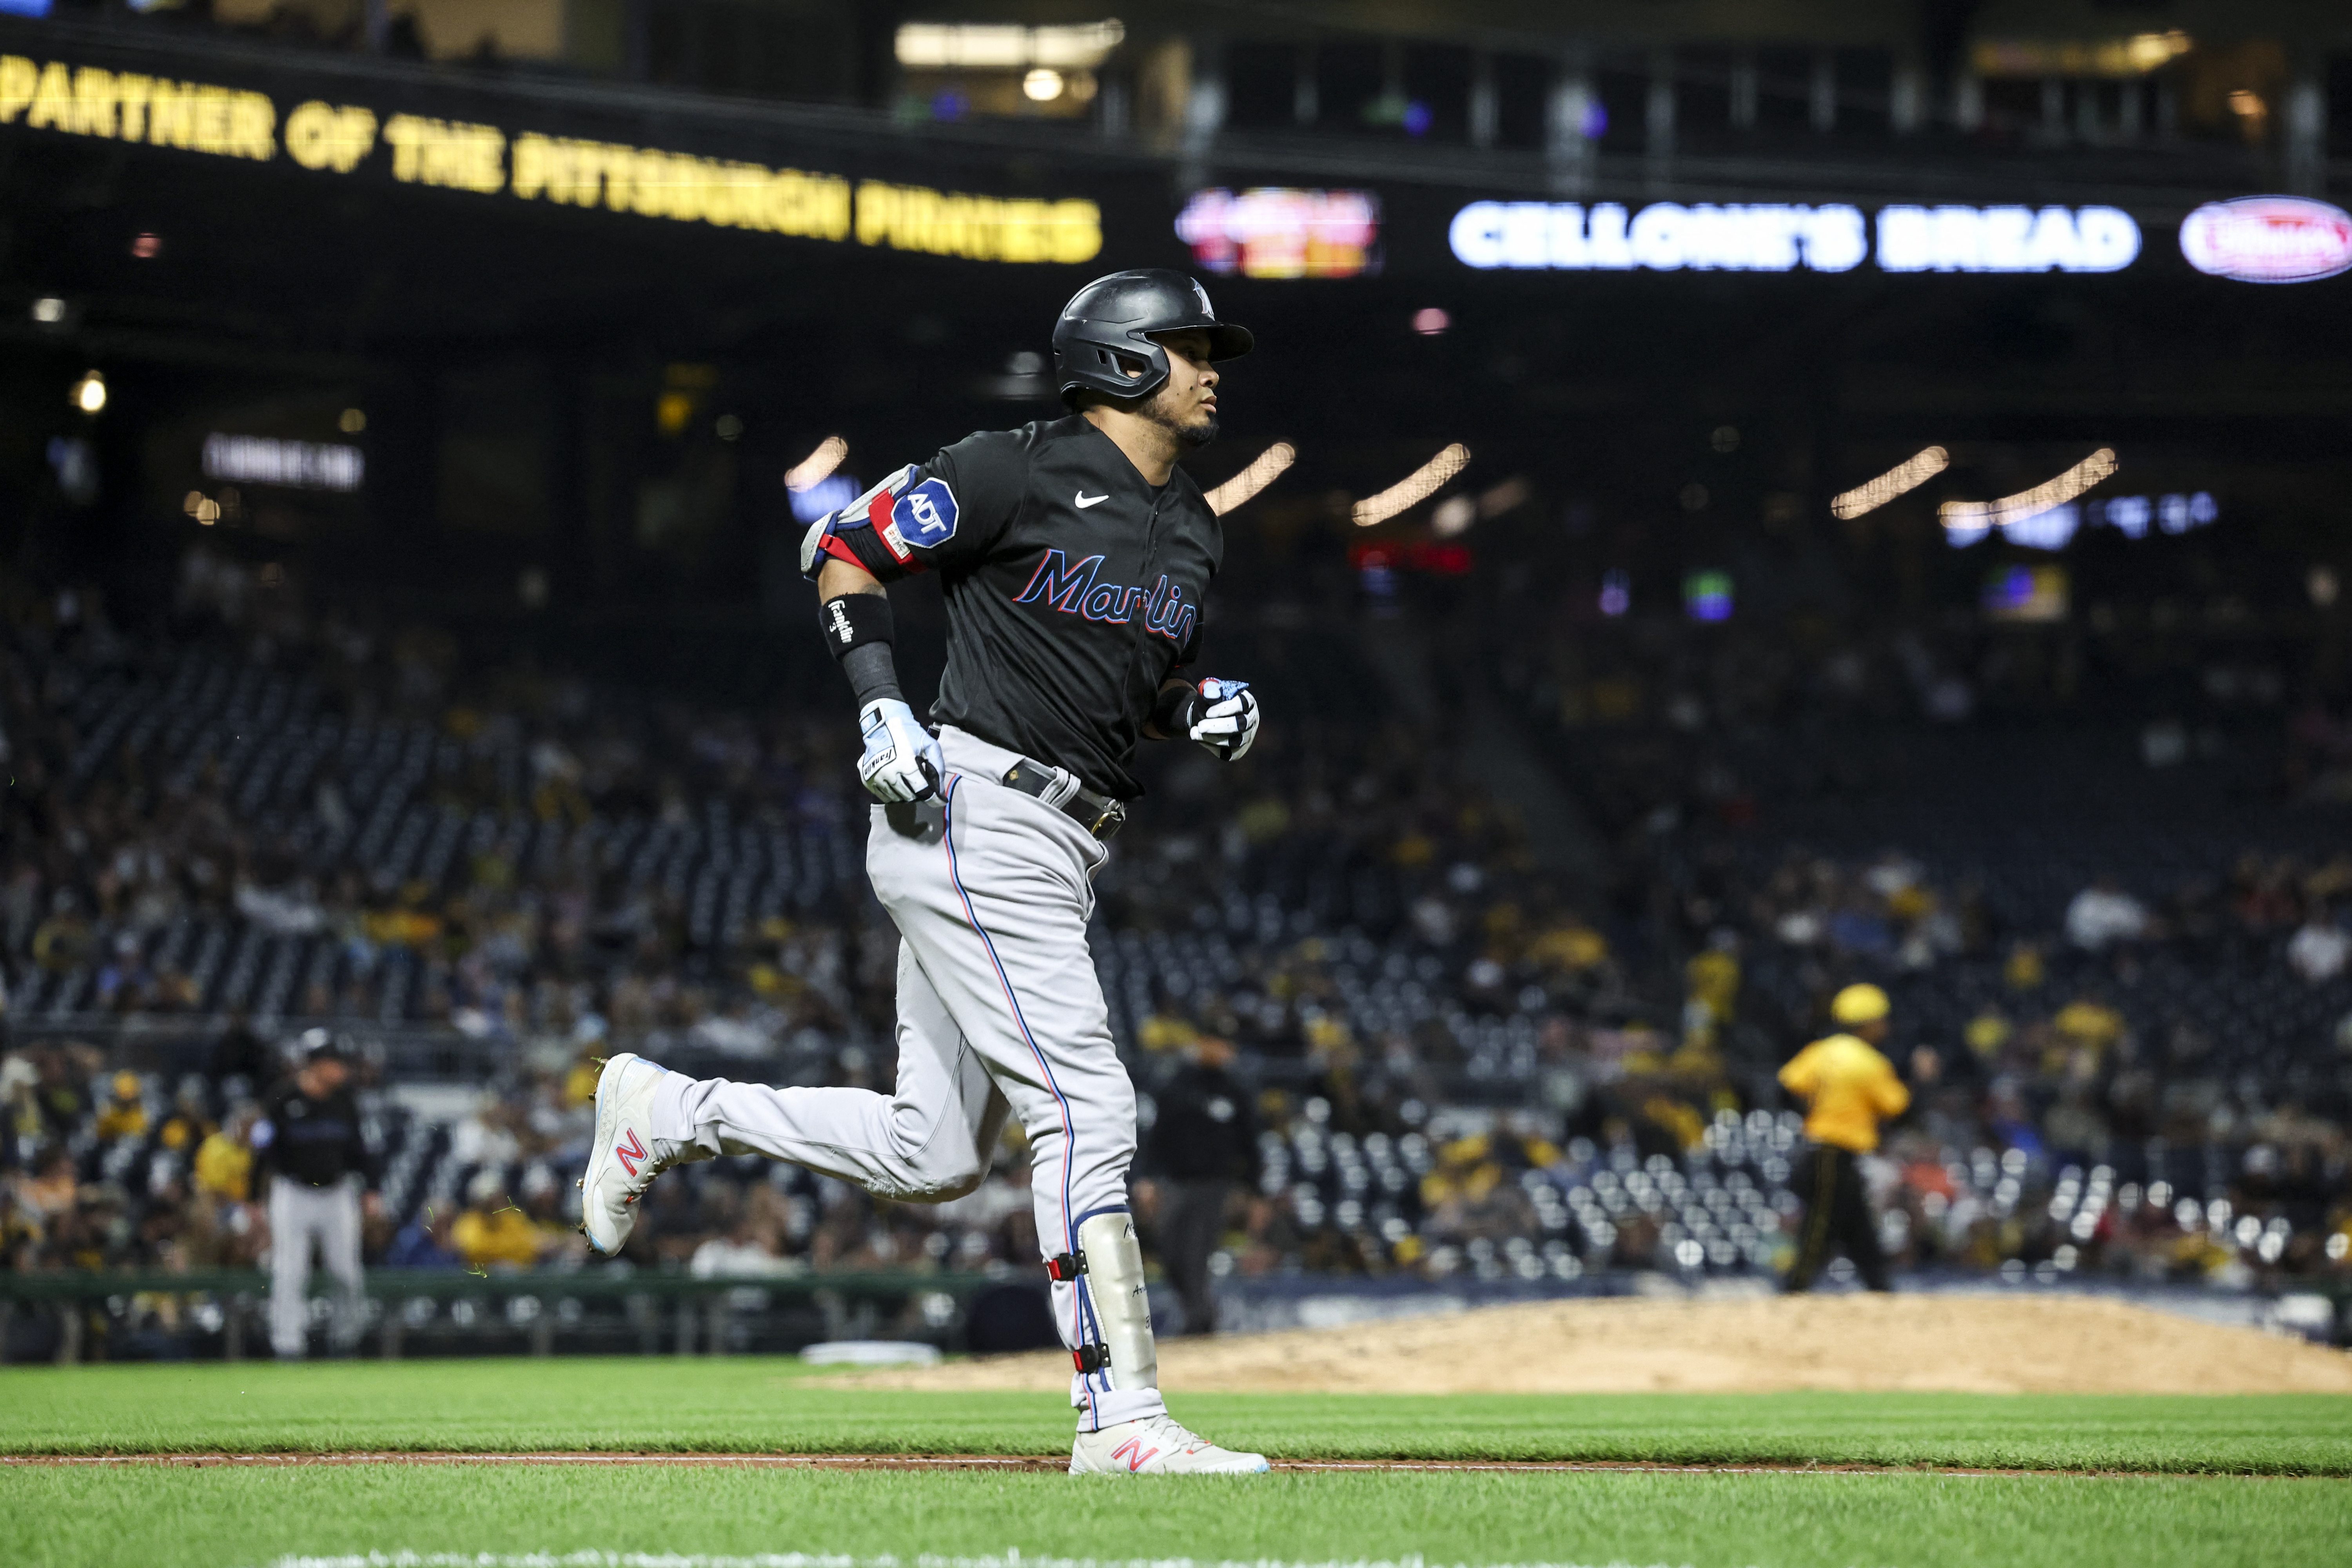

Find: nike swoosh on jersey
<box><xmin>1074</xmin><ymin>492</ymin><xmax>1109</xmax><ymax>508</ymax></box>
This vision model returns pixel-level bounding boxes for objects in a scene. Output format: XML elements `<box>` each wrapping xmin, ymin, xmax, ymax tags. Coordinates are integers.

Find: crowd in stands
<box><xmin>4</xmin><ymin>544</ymin><xmax>2351</xmax><ymax>1361</ymax></box>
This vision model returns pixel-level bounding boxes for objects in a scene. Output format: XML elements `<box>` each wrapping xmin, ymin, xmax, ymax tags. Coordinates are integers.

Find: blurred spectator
<box><xmin>449</xmin><ymin>1168</ymin><xmax>556</xmax><ymax>1271</ymax></box>
<box><xmin>1146</xmin><ymin>1035</ymin><xmax>1258</xmax><ymax>1335</ymax></box>
<box><xmin>2287</xmin><ymin>907</ymin><xmax>2350</xmax><ymax>984</ymax></box>
<box><xmin>2065</xmin><ymin>878</ymin><xmax>2149</xmax><ymax>951</ymax></box>
<box><xmin>93</xmin><ymin>1071</ymin><xmax>149</xmax><ymax>1141</ymax></box>
<box><xmin>383</xmin><ymin>1203</ymin><xmax>459</xmax><ymax>1268</ymax></box>
<box><xmin>193</xmin><ymin>1109</ymin><xmax>258</xmax><ymax>1205</ymax></box>
<box><xmin>209</xmin><ymin>1010</ymin><xmax>278</xmax><ymax>1095</ymax></box>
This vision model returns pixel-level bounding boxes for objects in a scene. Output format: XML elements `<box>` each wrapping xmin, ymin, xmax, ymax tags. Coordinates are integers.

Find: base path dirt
<box><xmin>848</xmin><ymin>1294</ymin><xmax>2352</xmax><ymax>1396</ymax></box>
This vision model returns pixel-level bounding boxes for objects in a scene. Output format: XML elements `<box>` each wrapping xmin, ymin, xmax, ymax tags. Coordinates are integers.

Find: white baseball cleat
<box><xmin>577</xmin><ymin>1052</ymin><xmax>676</xmax><ymax>1256</ymax></box>
<box><xmin>1069</xmin><ymin>1413</ymin><xmax>1270</xmax><ymax>1475</ymax></box>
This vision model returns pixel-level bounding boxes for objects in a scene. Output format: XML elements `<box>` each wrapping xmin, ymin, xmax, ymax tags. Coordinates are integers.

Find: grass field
<box><xmin>5</xmin><ymin>1358</ymin><xmax>2348</xmax><ymax>1568</ymax></box>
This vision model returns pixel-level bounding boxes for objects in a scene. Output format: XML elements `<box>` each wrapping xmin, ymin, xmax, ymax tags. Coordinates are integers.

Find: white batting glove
<box><xmin>1188</xmin><ymin>678</ymin><xmax>1260</xmax><ymax>762</ymax></box>
<box><xmin>857</xmin><ymin>699</ymin><xmax>944</xmax><ymax>802</ymax></box>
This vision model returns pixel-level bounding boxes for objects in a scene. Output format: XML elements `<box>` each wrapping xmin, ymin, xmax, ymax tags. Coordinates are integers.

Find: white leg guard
<box><xmin>1056</xmin><ymin>1210</ymin><xmax>1165</xmax><ymax>1430</ymax></box>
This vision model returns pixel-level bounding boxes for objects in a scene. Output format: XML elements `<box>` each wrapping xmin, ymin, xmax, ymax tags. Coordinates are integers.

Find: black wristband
<box><xmin>818</xmin><ymin>592</ymin><xmax>894</xmax><ymax>661</ymax></box>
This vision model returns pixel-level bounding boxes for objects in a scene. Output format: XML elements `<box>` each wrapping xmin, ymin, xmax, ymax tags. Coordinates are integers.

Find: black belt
<box><xmin>1000</xmin><ymin>759</ymin><xmax>1127</xmax><ymax>840</ymax></box>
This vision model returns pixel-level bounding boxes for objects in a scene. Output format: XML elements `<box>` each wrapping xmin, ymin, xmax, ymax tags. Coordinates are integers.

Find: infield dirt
<box><xmin>850</xmin><ymin>1293</ymin><xmax>2352</xmax><ymax>1396</ymax></box>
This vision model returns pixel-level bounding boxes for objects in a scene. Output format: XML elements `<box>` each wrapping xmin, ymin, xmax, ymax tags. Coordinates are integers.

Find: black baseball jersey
<box><xmin>253</xmin><ymin>1080</ymin><xmax>376</xmax><ymax>1190</ymax></box>
<box><xmin>810</xmin><ymin>414</ymin><xmax>1221</xmax><ymax>799</ymax></box>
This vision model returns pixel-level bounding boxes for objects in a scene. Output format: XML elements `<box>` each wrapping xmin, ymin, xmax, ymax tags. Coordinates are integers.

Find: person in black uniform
<box><xmin>1148</xmin><ymin>1036</ymin><xmax>1260</xmax><ymax>1336</ymax></box>
<box><xmin>254</xmin><ymin>1031</ymin><xmax>377</xmax><ymax>1357</ymax></box>
<box><xmin>578</xmin><ymin>271</ymin><xmax>1272</xmax><ymax>1474</ymax></box>
<box><xmin>209</xmin><ymin>1007</ymin><xmax>277</xmax><ymax>1095</ymax></box>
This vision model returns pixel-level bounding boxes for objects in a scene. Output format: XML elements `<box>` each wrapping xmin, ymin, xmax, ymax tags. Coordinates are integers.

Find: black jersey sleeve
<box><xmin>803</xmin><ymin>430</ymin><xmax>1029</xmax><ymax>584</ymax></box>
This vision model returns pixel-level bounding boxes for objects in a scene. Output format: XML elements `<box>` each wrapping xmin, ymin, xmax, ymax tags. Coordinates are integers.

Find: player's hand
<box><xmin>1187</xmin><ymin>678</ymin><xmax>1259</xmax><ymax>762</ymax></box>
<box><xmin>857</xmin><ymin>698</ymin><xmax>945</xmax><ymax>802</ymax></box>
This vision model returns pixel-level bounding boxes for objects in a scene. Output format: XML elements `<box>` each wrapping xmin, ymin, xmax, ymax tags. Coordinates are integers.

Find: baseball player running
<box><xmin>578</xmin><ymin>270</ymin><xmax>1267</xmax><ymax>1475</ymax></box>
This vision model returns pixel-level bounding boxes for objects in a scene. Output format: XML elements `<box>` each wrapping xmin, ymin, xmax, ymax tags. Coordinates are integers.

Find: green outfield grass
<box><xmin>3</xmin><ymin>1358</ymin><xmax>2348</xmax><ymax>1475</ymax></box>
<box><xmin>5</xmin><ymin>1462</ymin><xmax>2348</xmax><ymax>1568</ymax></box>
<box><xmin>4</xmin><ymin>1360</ymin><xmax>2348</xmax><ymax>1568</ymax></box>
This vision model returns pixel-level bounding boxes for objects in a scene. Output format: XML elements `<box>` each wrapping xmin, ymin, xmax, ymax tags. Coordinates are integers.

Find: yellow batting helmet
<box><xmin>1830</xmin><ymin>983</ymin><xmax>1891</xmax><ymax>1026</ymax></box>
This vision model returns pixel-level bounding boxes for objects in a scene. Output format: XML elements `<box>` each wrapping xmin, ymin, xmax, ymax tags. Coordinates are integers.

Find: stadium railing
<box><xmin>0</xmin><ymin>1267</ymin><xmax>1003</xmax><ymax>1365</ymax></box>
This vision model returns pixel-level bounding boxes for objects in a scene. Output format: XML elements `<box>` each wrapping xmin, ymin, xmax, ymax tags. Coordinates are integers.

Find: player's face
<box><xmin>1141</xmin><ymin>329</ymin><xmax>1220</xmax><ymax>447</ymax></box>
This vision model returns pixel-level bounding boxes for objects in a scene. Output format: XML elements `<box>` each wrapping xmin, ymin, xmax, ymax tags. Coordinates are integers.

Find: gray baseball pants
<box><xmin>652</xmin><ymin>726</ymin><xmax>1160</xmax><ymax>1429</ymax></box>
<box><xmin>268</xmin><ymin>1174</ymin><xmax>363</xmax><ymax>1357</ymax></box>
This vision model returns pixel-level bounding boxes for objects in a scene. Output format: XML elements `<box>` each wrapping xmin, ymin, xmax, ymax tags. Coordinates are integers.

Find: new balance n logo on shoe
<box><xmin>615</xmin><ymin>1128</ymin><xmax>648</xmax><ymax>1178</ymax></box>
<box><xmin>1111</xmin><ymin>1437</ymin><xmax>1159</xmax><ymax>1472</ymax></box>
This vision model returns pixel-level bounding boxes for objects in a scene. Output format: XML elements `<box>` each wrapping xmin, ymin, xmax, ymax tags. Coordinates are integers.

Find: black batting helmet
<box><xmin>1052</xmin><ymin>269</ymin><xmax>1252</xmax><ymax>408</ymax></box>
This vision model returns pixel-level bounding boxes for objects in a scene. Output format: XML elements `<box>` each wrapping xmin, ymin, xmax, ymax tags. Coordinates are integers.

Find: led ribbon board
<box><xmin>1176</xmin><ymin>188</ymin><xmax>1381</xmax><ymax>279</ymax></box>
<box><xmin>0</xmin><ymin>49</ymin><xmax>1099</xmax><ymax>264</ymax></box>
<box><xmin>1453</xmin><ymin>201</ymin><xmax>2140</xmax><ymax>274</ymax></box>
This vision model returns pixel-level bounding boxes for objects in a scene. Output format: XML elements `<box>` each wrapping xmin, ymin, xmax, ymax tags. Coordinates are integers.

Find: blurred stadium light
<box><xmin>1353</xmin><ymin>444</ymin><xmax>1471</xmax><ymax>527</ymax></box>
<box><xmin>1831</xmin><ymin>448</ymin><xmax>1949</xmax><ymax>520</ymax></box>
<box><xmin>784</xmin><ymin>437</ymin><xmax>849</xmax><ymax>494</ymax></box>
<box><xmin>1203</xmin><ymin>443</ymin><xmax>1296</xmax><ymax>517</ymax></box>
<box><xmin>1940</xmin><ymin>448</ymin><xmax>2120</xmax><ymax>541</ymax></box>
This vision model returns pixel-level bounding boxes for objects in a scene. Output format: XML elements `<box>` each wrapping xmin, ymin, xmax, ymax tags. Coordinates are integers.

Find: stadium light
<box><xmin>1478</xmin><ymin>476</ymin><xmax>1532</xmax><ymax>518</ymax></box>
<box><xmin>1831</xmin><ymin>447</ymin><xmax>1949</xmax><ymax>519</ymax></box>
<box><xmin>70</xmin><ymin>369</ymin><xmax>105</xmax><ymax>414</ymax></box>
<box><xmin>1203</xmin><ymin>442</ymin><xmax>1295</xmax><ymax>517</ymax></box>
<box><xmin>1940</xmin><ymin>448</ymin><xmax>2118</xmax><ymax>533</ymax></box>
<box><xmin>785</xmin><ymin>436</ymin><xmax>849</xmax><ymax>492</ymax></box>
<box><xmin>1352</xmin><ymin>443</ymin><xmax>1471</xmax><ymax>527</ymax></box>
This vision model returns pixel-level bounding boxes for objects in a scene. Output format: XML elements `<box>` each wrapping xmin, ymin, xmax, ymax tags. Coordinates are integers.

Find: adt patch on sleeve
<box><xmin>892</xmin><ymin>477</ymin><xmax>960</xmax><ymax>546</ymax></box>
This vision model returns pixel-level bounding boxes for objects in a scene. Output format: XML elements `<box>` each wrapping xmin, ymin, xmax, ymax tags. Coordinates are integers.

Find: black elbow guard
<box><xmin>819</xmin><ymin>592</ymin><xmax>894</xmax><ymax>663</ymax></box>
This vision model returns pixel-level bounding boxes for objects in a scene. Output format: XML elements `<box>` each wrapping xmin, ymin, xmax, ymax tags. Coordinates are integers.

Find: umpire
<box><xmin>255</xmin><ymin>1030</ymin><xmax>377</xmax><ymax>1357</ymax></box>
<box><xmin>1148</xmin><ymin>1036</ymin><xmax>1259</xmax><ymax>1335</ymax></box>
<box><xmin>1779</xmin><ymin>984</ymin><xmax>1910</xmax><ymax>1292</ymax></box>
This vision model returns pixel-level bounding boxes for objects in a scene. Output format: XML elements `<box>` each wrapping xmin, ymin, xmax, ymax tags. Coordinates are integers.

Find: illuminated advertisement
<box><xmin>203</xmin><ymin>434</ymin><xmax>364</xmax><ymax>491</ymax></box>
<box><xmin>1876</xmin><ymin>205</ymin><xmax>2138</xmax><ymax>272</ymax></box>
<box><xmin>1451</xmin><ymin>200</ymin><xmax>2139</xmax><ymax>275</ymax></box>
<box><xmin>2180</xmin><ymin>196</ymin><xmax>2352</xmax><ymax>284</ymax></box>
<box><xmin>0</xmin><ymin>49</ymin><xmax>1098</xmax><ymax>265</ymax></box>
<box><xmin>1175</xmin><ymin>187</ymin><xmax>1380</xmax><ymax>278</ymax></box>
<box><xmin>1450</xmin><ymin>201</ymin><xmax>1866</xmax><ymax>272</ymax></box>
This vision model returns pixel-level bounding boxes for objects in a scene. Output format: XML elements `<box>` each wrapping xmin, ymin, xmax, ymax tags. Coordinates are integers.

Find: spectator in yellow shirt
<box><xmin>1779</xmin><ymin>983</ymin><xmax>1911</xmax><ymax>1293</ymax></box>
<box><xmin>451</xmin><ymin>1169</ymin><xmax>557</xmax><ymax>1271</ymax></box>
<box><xmin>193</xmin><ymin>1110</ymin><xmax>259</xmax><ymax>1204</ymax></box>
<box><xmin>93</xmin><ymin>1072</ymin><xmax>149</xmax><ymax>1142</ymax></box>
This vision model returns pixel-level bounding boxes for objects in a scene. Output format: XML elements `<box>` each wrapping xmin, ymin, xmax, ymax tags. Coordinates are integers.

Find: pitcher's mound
<box><xmin>855</xmin><ymin>1294</ymin><xmax>2352</xmax><ymax>1396</ymax></box>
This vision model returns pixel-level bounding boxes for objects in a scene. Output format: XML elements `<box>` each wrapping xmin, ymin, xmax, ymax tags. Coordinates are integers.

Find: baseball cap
<box><xmin>297</xmin><ymin>1026</ymin><xmax>347</xmax><ymax>1063</ymax></box>
<box><xmin>1830</xmin><ymin>983</ymin><xmax>1891</xmax><ymax>1026</ymax></box>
